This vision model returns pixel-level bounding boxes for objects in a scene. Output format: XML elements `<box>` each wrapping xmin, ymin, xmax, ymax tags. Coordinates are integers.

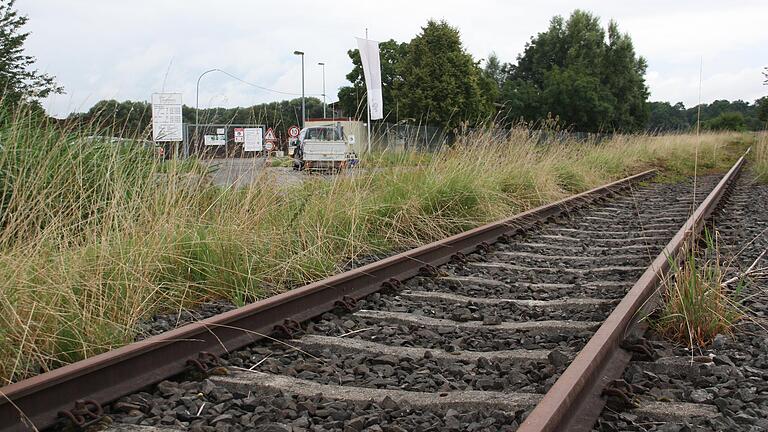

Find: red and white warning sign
<box><xmin>288</xmin><ymin>125</ymin><xmax>300</xmax><ymax>138</ymax></box>
<box><xmin>233</xmin><ymin>128</ymin><xmax>245</xmax><ymax>143</ymax></box>
<box><xmin>264</xmin><ymin>128</ymin><xmax>277</xmax><ymax>141</ymax></box>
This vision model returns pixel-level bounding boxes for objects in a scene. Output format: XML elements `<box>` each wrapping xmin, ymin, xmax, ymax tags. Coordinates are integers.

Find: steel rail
<box><xmin>0</xmin><ymin>170</ymin><xmax>656</xmax><ymax>432</ymax></box>
<box><xmin>518</xmin><ymin>149</ymin><xmax>750</xmax><ymax>432</ymax></box>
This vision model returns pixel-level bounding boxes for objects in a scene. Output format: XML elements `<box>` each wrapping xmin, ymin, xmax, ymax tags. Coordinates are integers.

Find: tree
<box><xmin>704</xmin><ymin>112</ymin><xmax>746</xmax><ymax>131</ymax></box>
<box><xmin>0</xmin><ymin>0</ymin><xmax>62</xmax><ymax>108</ymax></box>
<box><xmin>336</xmin><ymin>39</ymin><xmax>408</xmax><ymax>119</ymax></box>
<box><xmin>757</xmin><ymin>96</ymin><xmax>768</xmax><ymax>124</ymax></box>
<box><xmin>483</xmin><ymin>52</ymin><xmax>507</xmax><ymax>91</ymax></box>
<box><xmin>396</xmin><ymin>20</ymin><xmax>494</xmax><ymax>128</ymax></box>
<box><xmin>647</xmin><ymin>101</ymin><xmax>688</xmax><ymax>131</ymax></box>
<box><xmin>501</xmin><ymin>10</ymin><xmax>648</xmax><ymax>132</ymax></box>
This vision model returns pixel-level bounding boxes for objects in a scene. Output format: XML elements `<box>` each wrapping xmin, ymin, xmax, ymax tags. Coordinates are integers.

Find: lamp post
<box><xmin>293</xmin><ymin>51</ymin><xmax>305</xmax><ymax>127</ymax></box>
<box><xmin>193</xmin><ymin>68</ymin><xmax>222</xmax><ymax>158</ymax></box>
<box><xmin>195</xmin><ymin>68</ymin><xmax>221</xmax><ymax>133</ymax></box>
<box><xmin>318</xmin><ymin>62</ymin><xmax>326</xmax><ymax>119</ymax></box>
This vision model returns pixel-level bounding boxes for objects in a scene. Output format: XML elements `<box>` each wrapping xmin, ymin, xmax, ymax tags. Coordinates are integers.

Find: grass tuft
<box><xmin>653</xmin><ymin>231</ymin><xmax>743</xmax><ymax>347</ymax></box>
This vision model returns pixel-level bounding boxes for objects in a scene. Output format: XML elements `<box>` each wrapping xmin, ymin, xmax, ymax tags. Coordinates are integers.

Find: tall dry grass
<box><xmin>753</xmin><ymin>131</ymin><xmax>768</xmax><ymax>182</ymax></box>
<box><xmin>0</xmin><ymin>109</ymin><xmax>747</xmax><ymax>383</ymax></box>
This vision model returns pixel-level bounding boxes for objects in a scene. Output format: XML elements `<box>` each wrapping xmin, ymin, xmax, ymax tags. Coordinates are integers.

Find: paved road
<box><xmin>203</xmin><ymin>158</ymin><xmax>300</xmax><ymax>188</ymax></box>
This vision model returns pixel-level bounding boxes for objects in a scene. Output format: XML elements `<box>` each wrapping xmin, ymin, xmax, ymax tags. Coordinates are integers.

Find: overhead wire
<box><xmin>206</xmin><ymin>68</ymin><xmax>323</xmax><ymax>98</ymax></box>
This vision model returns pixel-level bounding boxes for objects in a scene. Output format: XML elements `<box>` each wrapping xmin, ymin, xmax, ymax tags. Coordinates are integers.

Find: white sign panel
<box><xmin>204</xmin><ymin>134</ymin><xmax>226</xmax><ymax>146</ymax></box>
<box><xmin>356</xmin><ymin>38</ymin><xmax>383</xmax><ymax>120</ymax></box>
<box><xmin>152</xmin><ymin>93</ymin><xmax>183</xmax><ymax>141</ymax></box>
<box><xmin>216</xmin><ymin>128</ymin><xmax>225</xmax><ymax>135</ymax></box>
<box><xmin>244</xmin><ymin>128</ymin><xmax>263</xmax><ymax>151</ymax></box>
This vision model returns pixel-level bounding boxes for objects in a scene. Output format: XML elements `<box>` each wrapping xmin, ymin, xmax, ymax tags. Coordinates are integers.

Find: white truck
<box><xmin>292</xmin><ymin>125</ymin><xmax>354</xmax><ymax>171</ymax></box>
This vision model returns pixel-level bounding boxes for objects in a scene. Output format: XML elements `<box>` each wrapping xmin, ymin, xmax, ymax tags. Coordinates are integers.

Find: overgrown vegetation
<box><xmin>653</xmin><ymin>232</ymin><xmax>743</xmax><ymax>347</ymax></box>
<box><xmin>753</xmin><ymin>132</ymin><xmax>768</xmax><ymax>183</ymax></box>
<box><xmin>0</xmin><ymin>106</ymin><xmax>746</xmax><ymax>384</ymax></box>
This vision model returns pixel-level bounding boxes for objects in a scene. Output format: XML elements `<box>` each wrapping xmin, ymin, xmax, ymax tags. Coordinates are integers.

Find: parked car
<box><xmin>293</xmin><ymin>125</ymin><xmax>351</xmax><ymax>172</ymax></box>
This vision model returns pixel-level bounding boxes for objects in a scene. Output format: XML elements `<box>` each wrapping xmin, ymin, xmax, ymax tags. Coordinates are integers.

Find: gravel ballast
<box><xmin>593</xmin><ymin>175</ymin><xmax>768</xmax><ymax>432</ymax></box>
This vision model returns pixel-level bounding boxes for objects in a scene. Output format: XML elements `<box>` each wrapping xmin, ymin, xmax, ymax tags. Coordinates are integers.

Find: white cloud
<box><xmin>15</xmin><ymin>0</ymin><xmax>768</xmax><ymax>118</ymax></box>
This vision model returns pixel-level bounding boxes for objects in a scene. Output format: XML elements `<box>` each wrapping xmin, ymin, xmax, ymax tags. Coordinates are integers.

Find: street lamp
<box><xmin>192</xmin><ymin>68</ymin><xmax>223</xmax><ymax>157</ymax></box>
<box><xmin>195</xmin><ymin>68</ymin><xmax>222</xmax><ymax>133</ymax></box>
<box><xmin>318</xmin><ymin>62</ymin><xmax>326</xmax><ymax>119</ymax></box>
<box><xmin>293</xmin><ymin>51</ymin><xmax>305</xmax><ymax>127</ymax></box>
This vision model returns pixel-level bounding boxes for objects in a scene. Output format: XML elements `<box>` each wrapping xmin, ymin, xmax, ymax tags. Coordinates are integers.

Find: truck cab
<box><xmin>293</xmin><ymin>125</ymin><xmax>351</xmax><ymax>171</ymax></box>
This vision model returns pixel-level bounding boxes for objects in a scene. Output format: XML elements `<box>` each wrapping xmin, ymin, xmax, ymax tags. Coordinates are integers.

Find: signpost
<box><xmin>243</xmin><ymin>128</ymin><xmax>263</xmax><ymax>151</ymax></box>
<box><xmin>151</xmin><ymin>93</ymin><xmax>183</xmax><ymax>142</ymax></box>
<box><xmin>288</xmin><ymin>125</ymin><xmax>300</xmax><ymax>138</ymax></box>
<box><xmin>264</xmin><ymin>127</ymin><xmax>277</xmax><ymax>154</ymax></box>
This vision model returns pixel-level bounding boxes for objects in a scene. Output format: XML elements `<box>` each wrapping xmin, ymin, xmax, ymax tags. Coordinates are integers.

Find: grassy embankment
<box><xmin>0</xmin><ymin>110</ymin><xmax>747</xmax><ymax>384</ymax></box>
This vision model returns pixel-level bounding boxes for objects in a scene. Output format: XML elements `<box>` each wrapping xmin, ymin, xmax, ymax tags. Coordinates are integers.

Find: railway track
<box><xmin>0</xmin><ymin>151</ymin><xmax>751</xmax><ymax>432</ymax></box>
<box><xmin>593</xmin><ymin>162</ymin><xmax>768</xmax><ymax>432</ymax></box>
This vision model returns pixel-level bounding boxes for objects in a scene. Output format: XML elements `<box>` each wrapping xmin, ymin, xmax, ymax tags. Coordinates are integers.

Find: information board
<box><xmin>204</xmin><ymin>135</ymin><xmax>226</xmax><ymax>146</ymax></box>
<box><xmin>151</xmin><ymin>93</ymin><xmax>183</xmax><ymax>142</ymax></box>
<box><xmin>244</xmin><ymin>128</ymin><xmax>263</xmax><ymax>151</ymax></box>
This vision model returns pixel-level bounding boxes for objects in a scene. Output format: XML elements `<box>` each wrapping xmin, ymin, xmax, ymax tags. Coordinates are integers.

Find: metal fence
<box><xmin>171</xmin><ymin>121</ymin><xmax>618</xmax><ymax>159</ymax></box>
<box><xmin>183</xmin><ymin>123</ymin><xmax>268</xmax><ymax>158</ymax></box>
<box><xmin>368</xmin><ymin>122</ymin><xmax>615</xmax><ymax>152</ymax></box>
<box><xmin>371</xmin><ymin>122</ymin><xmax>451</xmax><ymax>152</ymax></box>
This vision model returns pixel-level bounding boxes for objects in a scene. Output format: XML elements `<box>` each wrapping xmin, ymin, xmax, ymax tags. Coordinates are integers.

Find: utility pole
<box><xmin>318</xmin><ymin>62</ymin><xmax>327</xmax><ymax>119</ymax></box>
<box><xmin>294</xmin><ymin>51</ymin><xmax>305</xmax><ymax>127</ymax></box>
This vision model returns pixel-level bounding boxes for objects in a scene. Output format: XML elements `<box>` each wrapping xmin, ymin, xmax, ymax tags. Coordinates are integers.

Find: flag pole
<box><xmin>366</xmin><ymin>28</ymin><xmax>371</xmax><ymax>154</ymax></box>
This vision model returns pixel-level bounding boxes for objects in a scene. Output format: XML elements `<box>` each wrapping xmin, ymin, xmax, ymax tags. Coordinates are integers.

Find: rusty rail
<box><xmin>0</xmin><ymin>170</ymin><xmax>655</xmax><ymax>432</ymax></box>
<box><xmin>517</xmin><ymin>149</ymin><xmax>749</xmax><ymax>432</ymax></box>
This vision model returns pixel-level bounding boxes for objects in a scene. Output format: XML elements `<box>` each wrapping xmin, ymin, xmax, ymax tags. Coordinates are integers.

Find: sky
<box><xmin>15</xmin><ymin>0</ymin><xmax>768</xmax><ymax>119</ymax></box>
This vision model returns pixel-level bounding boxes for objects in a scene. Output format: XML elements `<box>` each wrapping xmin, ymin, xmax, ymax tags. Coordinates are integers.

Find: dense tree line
<box><xmin>66</xmin><ymin>97</ymin><xmax>325</xmax><ymax>138</ymax></box>
<box><xmin>648</xmin><ymin>98</ymin><xmax>768</xmax><ymax>132</ymax></box>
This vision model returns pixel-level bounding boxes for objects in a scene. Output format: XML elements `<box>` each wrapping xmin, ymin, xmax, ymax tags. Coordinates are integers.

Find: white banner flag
<box><xmin>356</xmin><ymin>37</ymin><xmax>383</xmax><ymax>120</ymax></box>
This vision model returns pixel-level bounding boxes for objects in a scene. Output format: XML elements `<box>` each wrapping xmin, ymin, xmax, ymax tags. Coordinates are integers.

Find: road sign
<box><xmin>244</xmin><ymin>128</ymin><xmax>263</xmax><ymax>151</ymax></box>
<box><xmin>265</xmin><ymin>141</ymin><xmax>274</xmax><ymax>151</ymax></box>
<box><xmin>234</xmin><ymin>128</ymin><xmax>245</xmax><ymax>143</ymax></box>
<box><xmin>288</xmin><ymin>125</ymin><xmax>300</xmax><ymax>138</ymax></box>
<box><xmin>264</xmin><ymin>128</ymin><xmax>277</xmax><ymax>141</ymax></box>
<box><xmin>151</xmin><ymin>93</ymin><xmax>183</xmax><ymax>142</ymax></box>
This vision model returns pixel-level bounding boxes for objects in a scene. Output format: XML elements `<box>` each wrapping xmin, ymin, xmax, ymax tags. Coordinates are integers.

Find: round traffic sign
<box><xmin>288</xmin><ymin>125</ymin><xmax>300</xmax><ymax>138</ymax></box>
<box><xmin>265</xmin><ymin>141</ymin><xmax>274</xmax><ymax>151</ymax></box>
